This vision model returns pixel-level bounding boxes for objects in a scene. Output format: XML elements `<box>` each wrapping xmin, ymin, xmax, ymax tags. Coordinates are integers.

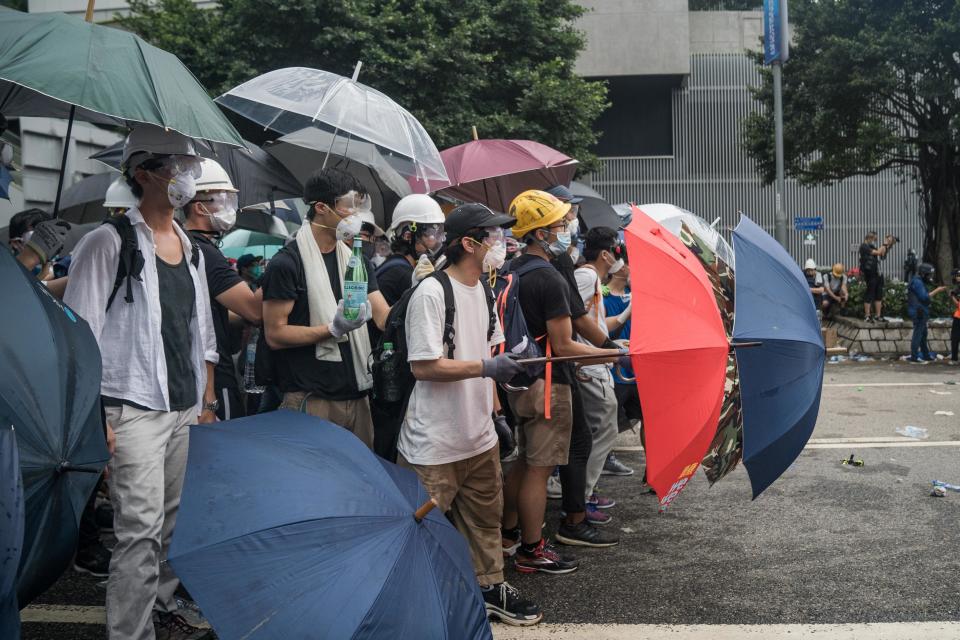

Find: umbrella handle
<box><xmin>413</xmin><ymin>498</ymin><xmax>438</xmax><ymax>523</ymax></box>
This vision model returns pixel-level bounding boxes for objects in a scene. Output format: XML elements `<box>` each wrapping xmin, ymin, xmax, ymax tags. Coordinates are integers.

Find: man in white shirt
<box><xmin>569</xmin><ymin>227</ymin><xmax>631</xmax><ymax>530</ymax></box>
<box><xmin>399</xmin><ymin>203</ymin><xmax>541</xmax><ymax>627</ymax></box>
<box><xmin>64</xmin><ymin>126</ymin><xmax>217</xmax><ymax>640</ymax></box>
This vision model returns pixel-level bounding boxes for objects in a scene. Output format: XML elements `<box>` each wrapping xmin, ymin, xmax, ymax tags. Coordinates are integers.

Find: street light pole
<box><xmin>772</xmin><ymin>61</ymin><xmax>787</xmax><ymax>247</ymax></box>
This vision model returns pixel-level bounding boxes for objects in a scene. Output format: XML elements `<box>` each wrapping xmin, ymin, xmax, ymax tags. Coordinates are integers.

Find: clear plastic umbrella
<box><xmin>637</xmin><ymin>203</ymin><xmax>735</xmax><ymax>269</ymax></box>
<box><xmin>216</xmin><ymin>66</ymin><xmax>448</xmax><ymax>189</ymax></box>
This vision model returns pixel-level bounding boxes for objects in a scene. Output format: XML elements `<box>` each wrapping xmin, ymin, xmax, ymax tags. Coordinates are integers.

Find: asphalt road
<box><xmin>19</xmin><ymin>360</ymin><xmax>960</xmax><ymax>639</ymax></box>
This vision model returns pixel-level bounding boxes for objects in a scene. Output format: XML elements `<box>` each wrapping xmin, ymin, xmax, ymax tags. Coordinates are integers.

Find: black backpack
<box><xmin>370</xmin><ymin>270</ymin><xmax>496</xmax><ymax>405</ymax></box>
<box><xmin>103</xmin><ymin>215</ymin><xmax>200</xmax><ymax>312</ymax></box>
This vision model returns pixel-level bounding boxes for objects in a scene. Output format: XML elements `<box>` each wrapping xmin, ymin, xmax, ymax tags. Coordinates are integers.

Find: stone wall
<box><xmin>824</xmin><ymin>316</ymin><xmax>956</xmax><ymax>356</ymax></box>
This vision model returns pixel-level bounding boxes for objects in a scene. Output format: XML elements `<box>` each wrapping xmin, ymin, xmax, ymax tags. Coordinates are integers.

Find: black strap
<box><xmin>434</xmin><ymin>271</ymin><xmax>457</xmax><ymax>360</ymax></box>
<box><xmin>481</xmin><ymin>278</ymin><xmax>496</xmax><ymax>341</ymax></box>
<box><xmin>511</xmin><ymin>258</ymin><xmax>554</xmax><ymax>278</ymax></box>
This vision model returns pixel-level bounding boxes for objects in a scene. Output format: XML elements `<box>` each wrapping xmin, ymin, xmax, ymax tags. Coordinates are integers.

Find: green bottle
<box><xmin>342</xmin><ymin>236</ymin><xmax>368</xmax><ymax>321</ymax></box>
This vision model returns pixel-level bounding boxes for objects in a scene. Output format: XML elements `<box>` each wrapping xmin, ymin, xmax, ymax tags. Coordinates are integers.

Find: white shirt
<box><xmin>63</xmin><ymin>207</ymin><xmax>218</xmax><ymax>413</ymax></box>
<box><xmin>574</xmin><ymin>266</ymin><xmax>612</xmax><ymax>379</ymax></box>
<box><xmin>399</xmin><ymin>276</ymin><xmax>505</xmax><ymax>465</ymax></box>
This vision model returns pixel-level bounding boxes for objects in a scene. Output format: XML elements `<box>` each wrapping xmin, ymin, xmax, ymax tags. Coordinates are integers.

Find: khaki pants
<box><xmin>399</xmin><ymin>445</ymin><xmax>505</xmax><ymax>586</ymax></box>
<box><xmin>580</xmin><ymin>374</ymin><xmax>619</xmax><ymax>497</ymax></box>
<box><xmin>281</xmin><ymin>392</ymin><xmax>374</xmax><ymax>449</ymax></box>
<box><xmin>508</xmin><ymin>379</ymin><xmax>573</xmax><ymax>467</ymax></box>
<box><xmin>104</xmin><ymin>404</ymin><xmax>193</xmax><ymax>640</ymax></box>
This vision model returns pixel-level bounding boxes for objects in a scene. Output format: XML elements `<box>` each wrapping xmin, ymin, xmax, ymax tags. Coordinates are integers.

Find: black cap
<box><xmin>546</xmin><ymin>184</ymin><xmax>583</xmax><ymax>204</ymax></box>
<box><xmin>237</xmin><ymin>253</ymin><xmax>263</xmax><ymax>269</ymax></box>
<box><xmin>444</xmin><ymin>203</ymin><xmax>514</xmax><ymax>242</ymax></box>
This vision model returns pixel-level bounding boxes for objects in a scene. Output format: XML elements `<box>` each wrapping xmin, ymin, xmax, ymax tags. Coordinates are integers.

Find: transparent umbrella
<box><xmin>217</xmin><ymin>66</ymin><xmax>448</xmax><ymax>189</ymax></box>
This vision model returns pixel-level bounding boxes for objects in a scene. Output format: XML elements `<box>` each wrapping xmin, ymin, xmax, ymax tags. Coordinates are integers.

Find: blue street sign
<box><xmin>763</xmin><ymin>0</ymin><xmax>790</xmax><ymax>65</ymax></box>
<box><xmin>794</xmin><ymin>216</ymin><xmax>824</xmax><ymax>231</ymax></box>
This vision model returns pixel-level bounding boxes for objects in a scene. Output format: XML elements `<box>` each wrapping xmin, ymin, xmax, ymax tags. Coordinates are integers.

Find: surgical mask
<box><xmin>605</xmin><ymin>250</ymin><xmax>624</xmax><ymax>274</ymax></box>
<box><xmin>549</xmin><ymin>231</ymin><xmax>572</xmax><ymax>256</ymax></box>
<box><xmin>362</xmin><ymin>242</ymin><xmax>376</xmax><ymax>261</ymax></box>
<box><xmin>250</xmin><ymin>265</ymin><xmax>263</xmax><ymax>279</ymax></box>
<box><xmin>483</xmin><ymin>241</ymin><xmax>507</xmax><ymax>271</ymax></box>
<box><xmin>568</xmin><ymin>217</ymin><xmax>580</xmax><ymax>243</ymax></box>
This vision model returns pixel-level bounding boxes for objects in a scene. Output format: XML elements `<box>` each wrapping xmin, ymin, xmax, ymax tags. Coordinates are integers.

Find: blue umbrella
<box><xmin>0</xmin><ymin>248</ymin><xmax>109</xmax><ymax>607</ymax></box>
<box><xmin>0</xmin><ymin>164</ymin><xmax>11</xmax><ymax>200</ymax></box>
<box><xmin>732</xmin><ymin>215</ymin><xmax>825</xmax><ymax>498</ymax></box>
<box><xmin>0</xmin><ymin>424</ymin><xmax>24</xmax><ymax>639</ymax></box>
<box><xmin>168</xmin><ymin>410</ymin><xmax>492</xmax><ymax>640</ymax></box>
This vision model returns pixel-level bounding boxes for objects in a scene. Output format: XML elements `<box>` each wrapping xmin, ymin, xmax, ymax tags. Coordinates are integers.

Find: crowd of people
<box><xmin>7</xmin><ymin>127</ymin><xmax>649</xmax><ymax>639</ymax></box>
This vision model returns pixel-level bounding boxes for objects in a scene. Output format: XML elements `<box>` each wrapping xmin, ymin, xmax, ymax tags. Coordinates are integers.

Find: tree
<box><xmin>118</xmin><ymin>0</ymin><xmax>608</xmax><ymax>171</ymax></box>
<box><xmin>742</xmin><ymin>0</ymin><xmax>960</xmax><ymax>276</ymax></box>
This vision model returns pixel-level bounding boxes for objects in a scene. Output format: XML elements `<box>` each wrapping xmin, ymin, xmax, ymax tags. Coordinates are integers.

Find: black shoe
<box><xmin>153</xmin><ymin>611</ymin><xmax>212</xmax><ymax>640</ymax></box>
<box><xmin>482</xmin><ymin>581</ymin><xmax>542</xmax><ymax>626</ymax></box>
<box><xmin>73</xmin><ymin>542</ymin><xmax>111</xmax><ymax>578</ymax></box>
<box><xmin>554</xmin><ymin>520</ymin><xmax>620</xmax><ymax>548</ymax></box>
<box><xmin>514</xmin><ymin>538</ymin><xmax>579</xmax><ymax>574</ymax></box>
<box><xmin>95</xmin><ymin>502</ymin><xmax>114</xmax><ymax>532</ymax></box>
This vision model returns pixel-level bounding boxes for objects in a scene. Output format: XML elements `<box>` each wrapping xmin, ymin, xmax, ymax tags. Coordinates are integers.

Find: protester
<box><xmin>950</xmin><ymin>269</ymin><xmax>960</xmax><ymax>365</ymax></box>
<box><xmin>398</xmin><ymin>203</ymin><xmax>541</xmax><ymax>626</ymax></box>
<box><xmin>572</xmin><ymin>227</ymin><xmax>632</xmax><ymax>526</ymax></box>
<box><xmin>64</xmin><ymin>126</ymin><xmax>217</xmax><ymax>640</ymax></box>
<box><xmin>261</xmin><ymin>167</ymin><xmax>389</xmax><ymax>448</ymax></box>
<box><xmin>822</xmin><ymin>263</ymin><xmax>849</xmax><ymax>318</ymax></box>
<box><xmin>803</xmin><ymin>258</ymin><xmax>825</xmax><ymax>314</ymax></box>
<box><xmin>500</xmin><ymin>190</ymin><xmax>623</xmax><ymax>573</ymax></box>
<box><xmin>236</xmin><ymin>253</ymin><xmax>264</xmax><ymax>289</ymax></box>
<box><xmin>859</xmin><ymin>231</ymin><xmax>897</xmax><ymax>322</ymax></box>
<box><xmin>546</xmin><ymin>184</ymin><xmax>583</xmax><ymax>264</ymax></box>
<box><xmin>602</xmin><ymin>260</ymin><xmax>639</xmax><ymax>477</ymax></box>
<box><xmin>907</xmin><ymin>263</ymin><xmax>948</xmax><ymax>363</ymax></box>
<box><xmin>7</xmin><ymin>207</ymin><xmax>51</xmax><ymax>256</ymax></box>
<box><xmin>183</xmin><ymin>159</ymin><xmax>263</xmax><ymax>420</ymax></box>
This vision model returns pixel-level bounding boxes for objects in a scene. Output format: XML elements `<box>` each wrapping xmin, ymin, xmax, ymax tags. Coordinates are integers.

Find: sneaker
<box><xmin>73</xmin><ymin>541</ymin><xmax>111</xmax><ymax>578</ymax></box>
<box><xmin>514</xmin><ymin>538</ymin><xmax>579</xmax><ymax>574</ymax></box>
<box><xmin>587</xmin><ymin>493</ymin><xmax>616</xmax><ymax>509</ymax></box>
<box><xmin>602</xmin><ymin>453</ymin><xmax>634</xmax><ymax>476</ymax></box>
<box><xmin>482</xmin><ymin>582</ymin><xmax>543</xmax><ymax>626</ymax></box>
<box><xmin>908</xmin><ymin>357</ymin><xmax>929</xmax><ymax>365</ymax></box>
<box><xmin>501</xmin><ymin>526</ymin><xmax>521</xmax><ymax>558</ymax></box>
<box><xmin>555</xmin><ymin>520</ymin><xmax>620</xmax><ymax>548</ymax></box>
<box><xmin>949</xmin><ymin>360</ymin><xmax>959</xmax><ymax>366</ymax></box>
<box><xmin>546</xmin><ymin>475</ymin><xmax>562</xmax><ymax>500</ymax></box>
<box><xmin>865</xmin><ymin>316</ymin><xmax>874</xmax><ymax>323</ymax></box>
<box><xmin>153</xmin><ymin>611</ymin><xmax>211</xmax><ymax>640</ymax></box>
<box><xmin>95</xmin><ymin>503</ymin><xmax>114</xmax><ymax>532</ymax></box>
<box><xmin>584</xmin><ymin>503</ymin><xmax>612</xmax><ymax>525</ymax></box>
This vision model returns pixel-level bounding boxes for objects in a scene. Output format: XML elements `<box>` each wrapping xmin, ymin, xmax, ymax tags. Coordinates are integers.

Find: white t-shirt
<box><xmin>398</xmin><ymin>276</ymin><xmax>505</xmax><ymax>465</ymax></box>
<box><xmin>574</xmin><ymin>266</ymin><xmax>611</xmax><ymax>379</ymax></box>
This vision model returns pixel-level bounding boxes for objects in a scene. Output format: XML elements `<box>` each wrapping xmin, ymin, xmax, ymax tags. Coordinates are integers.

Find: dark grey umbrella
<box><xmin>570</xmin><ymin>180</ymin><xmax>621</xmax><ymax>232</ymax></box>
<box><xmin>56</xmin><ymin>172</ymin><xmax>117</xmax><ymax>224</ymax></box>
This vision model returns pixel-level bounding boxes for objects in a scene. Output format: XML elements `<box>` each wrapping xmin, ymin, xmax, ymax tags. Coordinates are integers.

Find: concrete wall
<box><xmin>689</xmin><ymin>10</ymin><xmax>764</xmax><ymax>54</ymax></box>
<box><xmin>575</xmin><ymin>0</ymin><xmax>690</xmax><ymax>77</ymax></box>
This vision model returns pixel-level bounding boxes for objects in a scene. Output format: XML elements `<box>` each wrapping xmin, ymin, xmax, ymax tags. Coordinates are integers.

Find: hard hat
<box><xmin>358</xmin><ymin>209</ymin><xmax>384</xmax><ymax>237</ymax></box>
<box><xmin>509</xmin><ymin>189</ymin><xmax>570</xmax><ymax>238</ymax></box>
<box><xmin>121</xmin><ymin>125</ymin><xmax>198</xmax><ymax>172</ymax></box>
<box><xmin>388</xmin><ymin>194</ymin><xmax>445</xmax><ymax>238</ymax></box>
<box><xmin>804</xmin><ymin>258</ymin><xmax>817</xmax><ymax>270</ymax></box>
<box><xmin>832</xmin><ymin>263</ymin><xmax>845</xmax><ymax>278</ymax></box>
<box><xmin>103</xmin><ymin>177</ymin><xmax>138</xmax><ymax>209</ymax></box>
<box><xmin>918</xmin><ymin>262</ymin><xmax>935</xmax><ymax>276</ymax></box>
<box><xmin>194</xmin><ymin>158</ymin><xmax>237</xmax><ymax>193</ymax></box>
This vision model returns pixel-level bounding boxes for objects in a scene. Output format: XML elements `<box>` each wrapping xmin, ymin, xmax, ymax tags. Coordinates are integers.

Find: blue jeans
<box><xmin>910</xmin><ymin>310</ymin><xmax>930</xmax><ymax>359</ymax></box>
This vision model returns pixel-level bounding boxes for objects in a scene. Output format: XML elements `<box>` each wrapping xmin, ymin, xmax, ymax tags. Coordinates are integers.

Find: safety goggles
<box><xmin>192</xmin><ymin>191</ymin><xmax>239</xmax><ymax>214</ymax></box>
<box><xmin>141</xmin><ymin>154</ymin><xmax>202</xmax><ymax>179</ymax></box>
<box><xmin>479</xmin><ymin>226</ymin><xmax>505</xmax><ymax>246</ymax></box>
<box><xmin>412</xmin><ymin>222</ymin><xmax>445</xmax><ymax>242</ymax></box>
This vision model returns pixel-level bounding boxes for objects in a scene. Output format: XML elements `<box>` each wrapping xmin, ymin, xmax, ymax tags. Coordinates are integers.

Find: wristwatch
<box><xmin>203</xmin><ymin>399</ymin><xmax>220</xmax><ymax>413</ymax></box>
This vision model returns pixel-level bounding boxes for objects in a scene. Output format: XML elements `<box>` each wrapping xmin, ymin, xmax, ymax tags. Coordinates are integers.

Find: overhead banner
<box><xmin>763</xmin><ymin>0</ymin><xmax>790</xmax><ymax>64</ymax></box>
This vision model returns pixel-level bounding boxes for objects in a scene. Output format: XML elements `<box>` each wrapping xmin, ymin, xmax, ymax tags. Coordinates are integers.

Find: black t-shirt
<box><xmin>261</xmin><ymin>242</ymin><xmax>379</xmax><ymax>399</ymax></box>
<box><xmin>156</xmin><ymin>255</ymin><xmax>197</xmax><ymax>410</ymax></box>
<box><xmin>377</xmin><ymin>254</ymin><xmax>414</xmax><ymax>305</ymax></box>
<box><xmin>859</xmin><ymin>243</ymin><xmax>879</xmax><ymax>275</ymax></box>
<box><xmin>511</xmin><ymin>254</ymin><xmax>575</xmax><ymax>385</ymax></box>
<box><xmin>190</xmin><ymin>232</ymin><xmax>245</xmax><ymax>390</ymax></box>
<box><xmin>551</xmin><ymin>251</ymin><xmax>588</xmax><ymax>320</ymax></box>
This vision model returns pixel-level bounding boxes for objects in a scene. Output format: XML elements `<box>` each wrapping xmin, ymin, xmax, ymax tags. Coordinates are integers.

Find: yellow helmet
<box><xmin>509</xmin><ymin>189</ymin><xmax>571</xmax><ymax>238</ymax></box>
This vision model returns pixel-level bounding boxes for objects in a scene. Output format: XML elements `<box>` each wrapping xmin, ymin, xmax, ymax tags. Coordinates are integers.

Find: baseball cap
<box><xmin>546</xmin><ymin>184</ymin><xmax>584</xmax><ymax>205</ymax></box>
<box><xmin>444</xmin><ymin>203</ymin><xmax>514</xmax><ymax>242</ymax></box>
<box><xmin>237</xmin><ymin>253</ymin><xmax>263</xmax><ymax>270</ymax></box>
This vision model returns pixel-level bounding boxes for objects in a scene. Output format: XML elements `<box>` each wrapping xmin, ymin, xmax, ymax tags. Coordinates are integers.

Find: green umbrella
<box><xmin>220</xmin><ymin>229</ymin><xmax>288</xmax><ymax>261</ymax></box>
<box><xmin>0</xmin><ymin>7</ymin><xmax>245</xmax><ymax>211</ymax></box>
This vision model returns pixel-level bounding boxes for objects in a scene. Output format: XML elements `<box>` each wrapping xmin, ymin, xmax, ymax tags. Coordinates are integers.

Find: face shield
<box><xmin>193</xmin><ymin>191</ymin><xmax>239</xmax><ymax>232</ymax></box>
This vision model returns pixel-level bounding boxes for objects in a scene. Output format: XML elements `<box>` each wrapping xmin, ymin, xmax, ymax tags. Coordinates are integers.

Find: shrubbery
<box><xmin>840</xmin><ymin>278</ymin><xmax>955</xmax><ymax>319</ymax></box>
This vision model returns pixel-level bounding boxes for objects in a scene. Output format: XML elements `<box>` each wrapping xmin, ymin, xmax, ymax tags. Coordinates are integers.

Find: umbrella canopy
<box><xmin>0</xmin><ymin>424</ymin><xmax>23</xmax><ymax>639</ymax></box>
<box><xmin>612</xmin><ymin>202</ymin><xmax>633</xmax><ymax>228</ymax></box>
<box><xmin>90</xmin><ymin>140</ymin><xmax>302</xmax><ymax>210</ymax></box>
<box><xmin>732</xmin><ymin>215</ymin><xmax>825</xmax><ymax>498</ymax></box>
<box><xmin>639</xmin><ymin>203</ymin><xmax>734</xmax><ymax>268</ymax></box>
<box><xmin>55</xmin><ymin>172</ymin><xmax>116</xmax><ymax>224</ymax></box>
<box><xmin>568</xmin><ymin>181</ymin><xmax>621</xmax><ymax>231</ymax></box>
<box><xmin>217</xmin><ymin>66</ymin><xmax>447</xmax><ymax>186</ymax></box>
<box><xmin>0</xmin><ymin>9</ymin><xmax>243</xmax><ymax>147</ymax></box>
<box><xmin>625</xmin><ymin>206</ymin><xmax>728</xmax><ymax>509</ymax></box>
<box><xmin>168</xmin><ymin>411</ymin><xmax>492</xmax><ymax>640</ymax></box>
<box><xmin>220</xmin><ymin>228</ymin><xmax>289</xmax><ymax>261</ymax></box>
<box><xmin>0</xmin><ymin>248</ymin><xmax>109</xmax><ymax>607</ymax></box>
<box><xmin>0</xmin><ymin>165</ymin><xmax>11</xmax><ymax>201</ymax></box>
<box><xmin>418</xmin><ymin>139</ymin><xmax>578</xmax><ymax>213</ymax></box>
<box><xmin>264</xmin><ymin>128</ymin><xmax>410</xmax><ymax>228</ymax></box>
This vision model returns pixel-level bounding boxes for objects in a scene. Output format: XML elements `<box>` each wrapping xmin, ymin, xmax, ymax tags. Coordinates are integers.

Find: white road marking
<box><xmin>615</xmin><ymin>436</ymin><xmax>960</xmax><ymax>453</ymax></box>
<box><xmin>21</xmin><ymin>604</ymin><xmax>105</xmax><ymax>624</ymax></box>
<box><xmin>492</xmin><ymin>622</ymin><xmax>960</xmax><ymax>640</ymax></box>
<box><xmin>825</xmin><ymin>382</ymin><xmax>955</xmax><ymax>388</ymax></box>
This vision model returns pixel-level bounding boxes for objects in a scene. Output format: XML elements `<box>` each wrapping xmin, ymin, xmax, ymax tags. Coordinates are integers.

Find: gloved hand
<box><xmin>25</xmin><ymin>220</ymin><xmax>71</xmax><ymax>264</ymax></box>
<box><xmin>481</xmin><ymin>352</ymin><xmax>524</xmax><ymax>382</ymax></box>
<box><xmin>493</xmin><ymin>414</ymin><xmax>516</xmax><ymax>459</ymax></box>
<box><xmin>328</xmin><ymin>300</ymin><xmax>371</xmax><ymax>339</ymax></box>
<box><xmin>412</xmin><ymin>253</ymin><xmax>435</xmax><ymax>284</ymax></box>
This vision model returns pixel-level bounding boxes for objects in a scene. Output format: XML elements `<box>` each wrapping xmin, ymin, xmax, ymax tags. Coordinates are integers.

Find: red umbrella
<box><xmin>624</xmin><ymin>206</ymin><xmax>729</xmax><ymax>510</ymax></box>
<box><xmin>410</xmin><ymin>138</ymin><xmax>578</xmax><ymax>212</ymax></box>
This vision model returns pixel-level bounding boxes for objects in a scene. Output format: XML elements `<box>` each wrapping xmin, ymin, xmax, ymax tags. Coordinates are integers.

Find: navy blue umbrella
<box><xmin>168</xmin><ymin>410</ymin><xmax>492</xmax><ymax>640</ymax></box>
<box><xmin>732</xmin><ymin>215</ymin><xmax>825</xmax><ymax>498</ymax></box>
<box><xmin>0</xmin><ymin>248</ymin><xmax>109</xmax><ymax>607</ymax></box>
<box><xmin>0</xmin><ymin>424</ymin><xmax>24</xmax><ymax>639</ymax></box>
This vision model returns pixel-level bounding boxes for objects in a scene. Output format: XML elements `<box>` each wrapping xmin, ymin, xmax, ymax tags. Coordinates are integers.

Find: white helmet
<box><xmin>194</xmin><ymin>158</ymin><xmax>238</xmax><ymax>193</ymax></box>
<box><xmin>358</xmin><ymin>209</ymin><xmax>384</xmax><ymax>237</ymax></box>
<box><xmin>103</xmin><ymin>177</ymin><xmax>138</xmax><ymax>209</ymax></box>
<box><xmin>388</xmin><ymin>194</ymin><xmax>444</xmax><ymax>239</ymax></box>
<box><xmin>121</xmin><ymin>125</ymin><xmax>198</xmax><ymax>173</ymax></box>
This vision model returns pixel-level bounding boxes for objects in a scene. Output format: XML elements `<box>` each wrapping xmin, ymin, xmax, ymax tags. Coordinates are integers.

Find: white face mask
<box><xmin>482</xmin><ymin>241</ymin><xmax>507</xmax><ymax>271</ymax></box>
<box><xmin>568</xmin><ymin>246</ymin><xmax>581</xmax><ymax>264</ymax></box>
<box><xmin>371</xmin><ymin>254</ymin><xmax>386</xmax><ymax>268</ymax></box>
<box><xmin>568</xmin><ymin>217</ymin><xmax>580</xmax><ymax>242</ymax></box>
<box><xmin>196</xmin><ymin>192</ymin><xmax>238</xmax><ymax>233</ymax></box>
<box><xmin>608</xmin><ymin>258</ymin><xmax>624</xmax><ymax>274</ymax></box>
<box><xmin>336</xmin><ymin>214</ymin><xmax>363</xmax><ymax>242</ymax></box>
<box><xmin>165</xmin><ymin>172</ymin><xmax>197</xmax><ymax>208</ymax></box>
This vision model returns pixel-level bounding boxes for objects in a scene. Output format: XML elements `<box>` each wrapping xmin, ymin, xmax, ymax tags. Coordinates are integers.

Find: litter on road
<box><xmin>895</xmin><ymin>426</ymin><xmax>929</xmax><ymax>439</ymax></box>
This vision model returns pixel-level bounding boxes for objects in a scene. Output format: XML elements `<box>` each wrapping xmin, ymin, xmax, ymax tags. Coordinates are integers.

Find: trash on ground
<box><xmin>945</xmin><ymin>381</ymin><xmax>957</xmax><ymax>385</ymax></box>
<box><xmin>620</xmin><ymin>527</ymin><xmax>635</xmax><ymax>533</ymax></box>
<box><xmin>853</xmin><ymin>355</ymin><xmax>872</xmax><ymax>362</ymax></box>
<box><xmin>931</xmin><ymin>486</ymin><xmax>947</xmax><ymax>497</ymax></box>
<box><xmin>856</xmin><ymin>386</ymin><xmax>863</xmax><ymax>391</ymax></box>
<box><xmin>934</xmin><ymin>411</ymin><xmax>955</xmax><ymax>417</ymax></box>
<box><xmin>896</xmin><ymin>426</ymin><xmax>929</xmax><ymax>439</ymax></box>
<box><xmin>828</xmin><ymin>355</ymin><xmax>847</xmax><ymax>363</ymax></box>
<box><xmin>929</xmin><ymin>389</ymin><xmax>952</xmax><ymax>395</ymax></box>
<box><xmin>840</xmin><ymin>454</ymin><xmax>864</xmax><ymax>467</ymax></box>
<box><xmin>932</xmin><ymin>480</ymin><xmax>960</xmax><ymax>492</ymax></box>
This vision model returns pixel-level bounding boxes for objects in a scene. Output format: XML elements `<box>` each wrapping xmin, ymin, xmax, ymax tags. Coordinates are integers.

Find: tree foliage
<box><xmin>118</xmin><ymin>0</ymin><xmax>608</xmax><ymax>171</ymax></box>
<box><xmin>742</xmin><ymin>0</ymin><xmax>960</xmax><ymax>276</ymax></box>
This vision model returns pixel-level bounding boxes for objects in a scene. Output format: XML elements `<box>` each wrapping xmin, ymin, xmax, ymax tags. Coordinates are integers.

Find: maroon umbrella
<box><xmin>410</xmin><ymin>139</ymin><xmax>578</xmax><ymax>212</ymax></box>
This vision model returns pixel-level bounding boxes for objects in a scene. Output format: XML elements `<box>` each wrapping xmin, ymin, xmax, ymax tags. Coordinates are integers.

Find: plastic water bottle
<box><xmin>243</xmin><ymin>329</ymin><xmax>265</xmax><ymax>394</ymax></box>
<box><xmin>342</xmin><ymin>236</ymin><xmax>368</xmax><ymax>321</ymax></box>
<box><xmin>376</xmin><ymin>341</ymin><xmax>405</xmax><ymax>403</ymax></box>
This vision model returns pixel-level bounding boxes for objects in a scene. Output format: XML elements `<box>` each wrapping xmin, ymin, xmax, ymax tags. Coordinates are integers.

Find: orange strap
<box><xmin>544</xmin><ymin>339</ymin><xmax>552</xmax><ymax>420</ymax></box>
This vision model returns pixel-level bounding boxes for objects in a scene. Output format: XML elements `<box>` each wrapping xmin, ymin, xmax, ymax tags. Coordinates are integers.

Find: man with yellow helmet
<box><xmin>500</xmin><ymin>190</ymin><xmax>624</xmax><ymax>574</ymax></box>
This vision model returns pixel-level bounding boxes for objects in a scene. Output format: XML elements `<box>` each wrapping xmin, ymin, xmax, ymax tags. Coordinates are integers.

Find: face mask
<box><xmin>164</xmin><ymin>172</ymin><xmax>197</xmax><ymax>208</ymax></box>
<box><xmin>608</xmin><ymin>256</ymin><xmax>624</xmax><ymax>274</ymax></box>
<box><xmin>568</xmin><ymin>217</ymin><xmax>580</xmax><ymax>243</ymax></box>
<box><xmin>335</xmin><ymin>214</ymin><xmax>363</xmax><ymax>242</ymax></box>
<box><xmin>568</xmin><ymin>246</ymin><xmax>581</xmax><ymax>264</ymax></box>
<box><xmin>362</xmin><ymin>242</ymin><xmax>376</xmax><ymax>261</ymax></box>
<box><xmin>250</xmin><ymin>265</ymin><xmax>263</xmax><ymax>279</ymax></box>
<box><xmin>371</xmin><ymin>254</ymin><xmax>386</xmax><ymax>268</ymax></box>
<box><xmin>482</xmin><ymin>241</ymin><xmax>507</xmax><ymax>271</ymax></box>
<box><xmin>549</xmin><ymin>231</ymin><xmax>572</xmax><ymax>256</ymax></box>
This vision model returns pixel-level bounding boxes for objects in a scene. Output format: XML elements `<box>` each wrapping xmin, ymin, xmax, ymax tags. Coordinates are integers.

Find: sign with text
<box><xmin>763</xmin><ymin>0</ymin><xmax>790</xmax><ymax>64</ymax></box>
<box><xmin>794</xmin><ymin>215</ymin><xmax>823</xmax><ymax>231</ymax></box>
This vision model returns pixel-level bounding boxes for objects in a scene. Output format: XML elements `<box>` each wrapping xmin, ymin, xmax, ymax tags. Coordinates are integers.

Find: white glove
<box><xmin>412</xmin><ymin>253</ymin><xmax>435</xmax><ymax>285</ymax></box>
<box><xmin>328</xmin><ymin>300</ymin><xmax>371</xmax><ymax>339</ymax></box>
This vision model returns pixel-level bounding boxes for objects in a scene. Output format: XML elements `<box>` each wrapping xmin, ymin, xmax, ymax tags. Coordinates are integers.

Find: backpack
<box><xmin>375</xmin><ymin>255</ymin><xmax>412</xmax><ymax>280</ymax></box>
<box><xmin>370</xmin><ymin>270</ymin><xmax>496</xmax><ymax>406</ymax></box>
<box><xmin>103</xmin><ymin>215</ymin><xmax>200</xmax><ymax>312</ymax></box>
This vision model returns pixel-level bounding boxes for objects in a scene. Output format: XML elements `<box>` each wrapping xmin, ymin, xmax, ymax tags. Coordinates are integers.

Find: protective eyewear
<box><xmin>334</xmin><ymin>190</ymin><xmax>372</xmax><ymax>216</ymax></box>
<box><xmin>480</xmin><ymin>226</ymin><xmax>505</xmax><ymax>246</ymax></box>
<box><xmin>192</xmin><ymin>191</ymin><xmax>238</xmax><ymax>214</ymax></box>
<box><xmin>144</xmin><ymin>154</ymin><xmax>202</xmax><ymax>179</ymax></box>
